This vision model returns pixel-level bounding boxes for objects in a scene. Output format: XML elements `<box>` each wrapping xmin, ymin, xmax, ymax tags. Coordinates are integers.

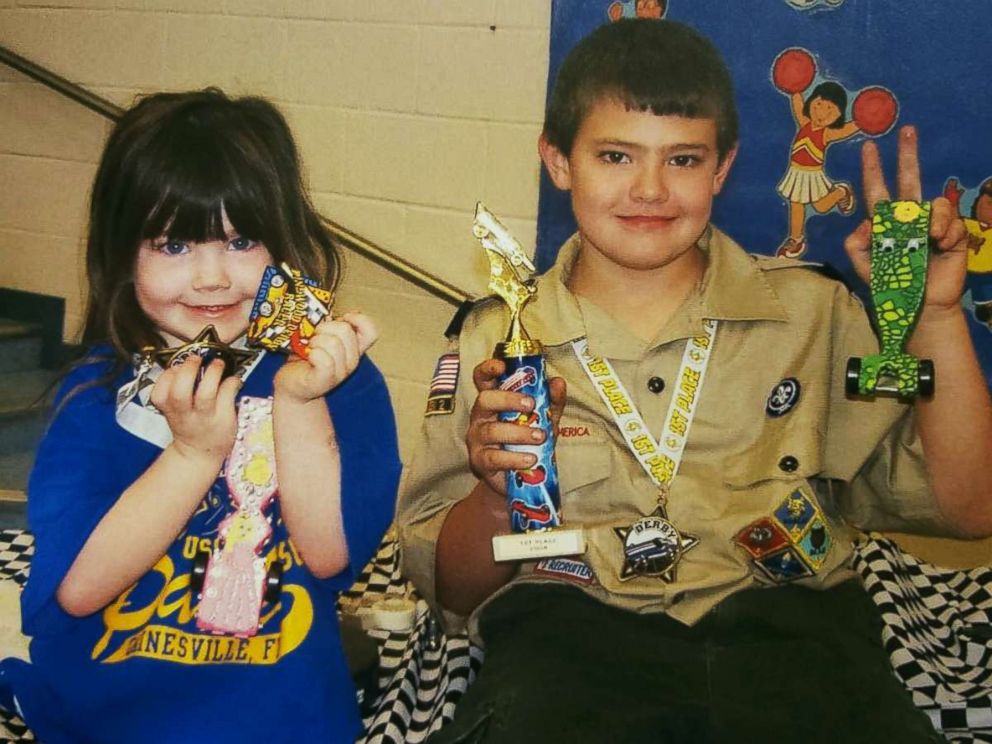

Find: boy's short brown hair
<box><xmin>543</xmin><ymin>19</ymin><xmax>739</xmax><ymax>161</ymax></box>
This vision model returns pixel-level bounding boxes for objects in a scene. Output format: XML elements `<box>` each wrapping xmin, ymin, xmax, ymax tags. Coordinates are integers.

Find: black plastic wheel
<box><xmin>264</xmin><ymin>561</ymin><xmax>283</xmax><ymax>604</ymax></box>
<box><xmin>845</xmin><ymin>358</ymin><xmax>862</xmax><ymax>396</ymax></box>
<box><xmin>918</xmin><ymin>359</ymin><xmax>935</xmax><ymax>398</ymax></box>
<box><xmin>190</xmin><ymin>552</ymin><xmax>209</xmax><ymax>596</ymax></box>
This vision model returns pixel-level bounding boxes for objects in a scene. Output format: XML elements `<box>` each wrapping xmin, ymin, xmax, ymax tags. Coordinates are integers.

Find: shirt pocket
<box><xmin>556</xmin><ymin>437</ymin><xmax>613</xmax><ymax>497</ymax></box>
<box><xmin>720</xmin><ymin>420</ymin><xmax>845</xmax><ymax>583</ymax></box>
<box><xmin>721</xmin><ymin>416</ymin><xmax>824</xmax><ymax>489</ymax></box>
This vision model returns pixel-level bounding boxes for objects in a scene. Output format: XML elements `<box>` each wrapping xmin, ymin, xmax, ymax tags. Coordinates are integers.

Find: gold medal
<box><xmin>615</xmin><ymin>499</ymin><xmax>698</xmax><ymax>582</ymax></box>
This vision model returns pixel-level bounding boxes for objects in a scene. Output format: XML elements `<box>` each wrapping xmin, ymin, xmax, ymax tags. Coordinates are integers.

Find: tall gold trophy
<box><xmin>473</xmin><ymin>203</ymin><xmax>585</xmax><ymax>562</ymax></box>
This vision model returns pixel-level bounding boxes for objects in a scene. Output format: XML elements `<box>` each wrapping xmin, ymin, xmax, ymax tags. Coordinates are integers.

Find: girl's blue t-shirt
<box><xmin>1</xmin><ymin>350</ymin><xmax>401</xmax><ymax>743</ymax></box>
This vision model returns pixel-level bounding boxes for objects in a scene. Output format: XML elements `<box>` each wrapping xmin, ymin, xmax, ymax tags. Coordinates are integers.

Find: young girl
<box><xmin>776</xmin><ymin>81</ymin><xmax>860</xmax><ymax>258</ymax></box>
<box><xmin>0</xmin><ymin>89</ymin><xmax>401</xmax><ymax>743</ymax></box>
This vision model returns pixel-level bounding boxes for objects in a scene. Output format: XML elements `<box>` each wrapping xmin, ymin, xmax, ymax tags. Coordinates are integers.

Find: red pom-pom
<box><xmin>852</xmin><ymin>87</ymin><xmax>898</xmax><ymax>136</ymax></box>
<box><xmin>772</xmin><ymin>48</ymin><xmax>816</xmax><ymax>94</ymax></box>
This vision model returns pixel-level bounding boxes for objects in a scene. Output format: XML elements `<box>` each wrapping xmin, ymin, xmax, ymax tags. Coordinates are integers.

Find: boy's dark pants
<box><xmin>428</xmin><ymin>581</ymin><xmax>945</xmax><ymax>744</ymax></box>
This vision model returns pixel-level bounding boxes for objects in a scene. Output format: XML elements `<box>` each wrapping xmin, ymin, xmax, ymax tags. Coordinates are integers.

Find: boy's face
<box><xmin>541</xmin><ymin>98</ymin><xmax>735</xmax><ymax>275</ymax></box>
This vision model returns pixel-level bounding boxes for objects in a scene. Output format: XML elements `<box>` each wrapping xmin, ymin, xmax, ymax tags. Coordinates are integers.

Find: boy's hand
<box><xmin>844</xmin><ymin>126</ymin><xmax>970</xmax><ymax>316</ymax></box>
<box><xmin>466</xmin><ymin>358</ymin><xmax>567</xmax><ymax>497</ymax></box>
<box><xmin>274</xmin><ymin>312</ymin><xmax>378</xmax><ymax>403</ymax></box>
<box><xmin>150</xmin><ymin>355</ymin><xmax>240</xmax><ymax>463</ymax></box>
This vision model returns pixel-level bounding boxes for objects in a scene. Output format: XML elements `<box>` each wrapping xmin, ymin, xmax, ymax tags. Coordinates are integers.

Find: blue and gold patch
<box><xmin>755</xmin><ymin>547</ymin><xmax>814</xmax><ymax>582</ymax></box>
<box><xmin>733</xmin><ymin>488</ymin><xmax>833</xmax><ymax>582</ymax></box>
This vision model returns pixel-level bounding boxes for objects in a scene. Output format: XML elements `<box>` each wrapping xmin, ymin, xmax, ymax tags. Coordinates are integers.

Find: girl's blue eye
<box><xmin>158</xmin><ymin>241</ymin><xmax>188</xmax><ymax>256</ymax></box>
<box><xmin>229</xmin><ymin>237</ymin><xmax>255</xmax><ymax>251</ymax></box>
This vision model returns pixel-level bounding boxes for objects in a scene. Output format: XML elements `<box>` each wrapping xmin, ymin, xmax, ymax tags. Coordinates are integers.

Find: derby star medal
<box><xmin>615</xmin><ymin>500</ymin><xmax>698</xmax><ymax>582</ymax></box>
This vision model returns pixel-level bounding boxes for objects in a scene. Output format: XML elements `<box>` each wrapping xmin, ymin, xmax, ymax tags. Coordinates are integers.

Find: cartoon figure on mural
<box><xmin>772</xmin><ymin>47</ymin><xmax>898</xmax><ymax>258</ymax></box>
<box><xmin>944</xmin><ymin>176</ymin><xmax>992</xmax><ymax>330</ymax></box>
<box><xmin>608</xmin><ymin>0</ymin><xmax>665</xmax><ymax>22</ymax></box>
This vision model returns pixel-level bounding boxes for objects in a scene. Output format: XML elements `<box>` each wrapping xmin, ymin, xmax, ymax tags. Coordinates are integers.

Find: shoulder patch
<box><xmin>425</xmin><ymin>352</ymin><xmax>460</xmax><ymax>416</ymax></box>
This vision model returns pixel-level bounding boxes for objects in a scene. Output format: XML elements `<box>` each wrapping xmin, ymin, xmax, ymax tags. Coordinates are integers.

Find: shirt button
<box><xmin>778</xmin><ymin>455</ymin><xmax>799</xmax><ymax>473</ymax></box>
<box><xmin>647</xmin><ymin>376</ymin><xmax>665</xmax><ymax>394</ymax></box>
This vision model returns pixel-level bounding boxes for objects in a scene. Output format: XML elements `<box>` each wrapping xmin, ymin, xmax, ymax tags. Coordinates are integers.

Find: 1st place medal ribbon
<box><xmin>572</xmin><ymin>318</ymin><xmax>718</xmax><ymax>582</ymax></box>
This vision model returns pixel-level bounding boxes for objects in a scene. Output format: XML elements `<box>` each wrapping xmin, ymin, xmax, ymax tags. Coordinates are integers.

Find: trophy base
<box><xmin>492</xmin><ymin>528</ymin><xmax>586</xmax><ymax>562</ymax></box>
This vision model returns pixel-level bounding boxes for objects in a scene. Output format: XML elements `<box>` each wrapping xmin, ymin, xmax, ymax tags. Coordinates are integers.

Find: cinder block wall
<box><xmin>0</xmin><ymin>0</ymin><xmax>550</xmax><ymax>459</ymax></box>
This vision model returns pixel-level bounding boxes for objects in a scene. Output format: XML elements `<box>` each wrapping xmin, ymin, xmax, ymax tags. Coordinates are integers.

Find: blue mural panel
<box><xmin>539</xmin><ymin>0</ymin><xmax>992</xmax><ymax>387</ymax></box>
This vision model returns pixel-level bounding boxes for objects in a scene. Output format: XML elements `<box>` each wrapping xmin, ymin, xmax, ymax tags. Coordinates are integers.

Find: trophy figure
<box><xmin>473</xmin><ymin>203</ymin><xmax>586</xmax><ymax>562</ymax></box>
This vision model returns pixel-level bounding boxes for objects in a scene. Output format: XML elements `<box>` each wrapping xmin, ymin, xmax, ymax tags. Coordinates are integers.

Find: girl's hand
<box><xmin>844</xmin><ymin>126</ymin><xmax>970</xmax><ymax>316</ymax></box>
<box><xmin>465</xmin><ymin>358</ymin><xmax>567</xmax><ymax>497</ymax></box>
<box><xmin>150</xmin><ymin>356</ymin><xmax>241</xmax><ymax>463</ymax></box>
<box><xmin>274</xmin><ymin>312</ymin><xmax>378</xmax><ymax>403</ymax></box>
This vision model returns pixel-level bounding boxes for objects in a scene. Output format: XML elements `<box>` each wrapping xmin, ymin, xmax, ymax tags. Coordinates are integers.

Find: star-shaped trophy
<box><xmin>147</xmin><ymin>326</ymin><xmax>256</xmax><ymax>379</ymax></box>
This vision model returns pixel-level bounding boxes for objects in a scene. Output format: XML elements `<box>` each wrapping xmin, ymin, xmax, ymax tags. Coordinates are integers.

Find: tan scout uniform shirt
<box><xmin>398</xmin><ymin>227</ymin><xmax>947</xmax><ymax>640</ymax></box>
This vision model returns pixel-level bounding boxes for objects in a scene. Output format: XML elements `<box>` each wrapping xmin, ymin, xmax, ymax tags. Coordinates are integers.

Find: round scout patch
<box><xmin>766</xmin><ymin>378</ymin><xmax>801</xmax><ymax>417</ymax></box>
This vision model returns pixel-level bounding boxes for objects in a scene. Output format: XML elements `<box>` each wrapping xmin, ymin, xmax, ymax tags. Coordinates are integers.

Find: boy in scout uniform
<box><xmin>398</xmin><ymin>19</ymin><xmax>991</xmax><ymax>743</ymax></box>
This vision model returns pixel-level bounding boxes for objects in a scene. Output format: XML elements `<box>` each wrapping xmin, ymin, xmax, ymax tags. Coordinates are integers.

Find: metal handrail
<box><xmin>0</xmin><ymin>45</ymin><xmax>124</xmax><ymax>121</ymax></box>
<box><xmin>0</xmin><ymin>43</ymin><xmax>470</xmax><ymax>307</ymax></box>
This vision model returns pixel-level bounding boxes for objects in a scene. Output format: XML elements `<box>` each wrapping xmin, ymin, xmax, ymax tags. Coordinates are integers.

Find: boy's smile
<box><xmin>540</xmin><ymin>98</ymin><xmax>735</xmax><ymax>279</ymax></box>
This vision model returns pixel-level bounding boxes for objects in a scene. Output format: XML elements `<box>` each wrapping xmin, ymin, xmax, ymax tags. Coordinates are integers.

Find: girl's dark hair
<box><xmin>803</xmin><ymin>82</ymin><xmax>848</xmax><ymax>129</ymax></box>
<box><xmin>542</xmin><ymin>19</ymin><xmax>738</xmax><ymax>161</ymax></box>
<box><xmin>82</xmin><ymin>88</ymin><xmax>340</xmax><ymax>371</ymax></box>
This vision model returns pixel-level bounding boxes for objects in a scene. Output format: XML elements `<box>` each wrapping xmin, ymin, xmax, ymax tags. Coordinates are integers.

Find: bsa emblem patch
<box><xmin>766</xmin><ymin>378</ymin><xmax>801</xmax><ymax>417</ymax></box>
<box><xmin>615</xmin><ymin>508</ymin><xmax>699</xmax><ymax>582</ymax></box>
<box><xmin>425</xmin><ymin>352</ymin><xmax>460</xmax><ymax>416</ymax></box>
<box><xmin>534</xmin><ymin>557</ymin><xmax>596</xmax><ymax>586</ymax></box>
<box><xmin>733</xmin><ymin>488</ymin><xmax>833</xmax><ymax>581</ymax></box>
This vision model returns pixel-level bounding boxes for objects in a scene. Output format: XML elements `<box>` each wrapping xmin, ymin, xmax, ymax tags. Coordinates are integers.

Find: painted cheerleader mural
<box><xmin>771</xmin><ymin>48</ymin><xmax>898</xmax><ymax>258</ymax></box>
<box><xmin>945</xmin><ymin>177</ymin><xmax>992</xmax><ymax>331</ymax></box>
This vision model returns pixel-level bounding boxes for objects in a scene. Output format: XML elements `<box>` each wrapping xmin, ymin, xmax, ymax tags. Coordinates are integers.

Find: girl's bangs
<box><xmin>139</xmin><ymin>136</ymin><xmax>269</xmax><ymax>245</ymax></box>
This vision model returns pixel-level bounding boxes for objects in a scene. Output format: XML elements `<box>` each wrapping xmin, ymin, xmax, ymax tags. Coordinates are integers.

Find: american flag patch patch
<box><xmin>425</xmin><ymin>352</ymin><xmax>459</xmax><ymax>416</ymax></box>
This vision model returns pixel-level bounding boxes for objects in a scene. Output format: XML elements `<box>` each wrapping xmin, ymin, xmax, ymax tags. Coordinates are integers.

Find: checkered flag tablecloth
<box><xmin>853</xmin><ymin>535</ymin><xmax>992</xmax><ymax>743</ymax></box>
<box><xmin>0</xmin><ymin>530</ymin><xmax>34</xmax><ymax>742</ymax></box>
<box><xmin>336</xmin><ymin>535</ymin><xmax>484</xmax><ymax>743</ymax></box>
<box><xmin>3</xmin><ymin>530</ymin><xmax>991</xmax><ymax>742</ymax></box>
<box><xmin>0</xmin><ymin>529</ymin><xmax>481</xmax><ymax>744</ymax></box>
<box><xmin>0</xmin><ymin>533</ymin><xmax>32</xmax><ymax>587</ymax></box>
